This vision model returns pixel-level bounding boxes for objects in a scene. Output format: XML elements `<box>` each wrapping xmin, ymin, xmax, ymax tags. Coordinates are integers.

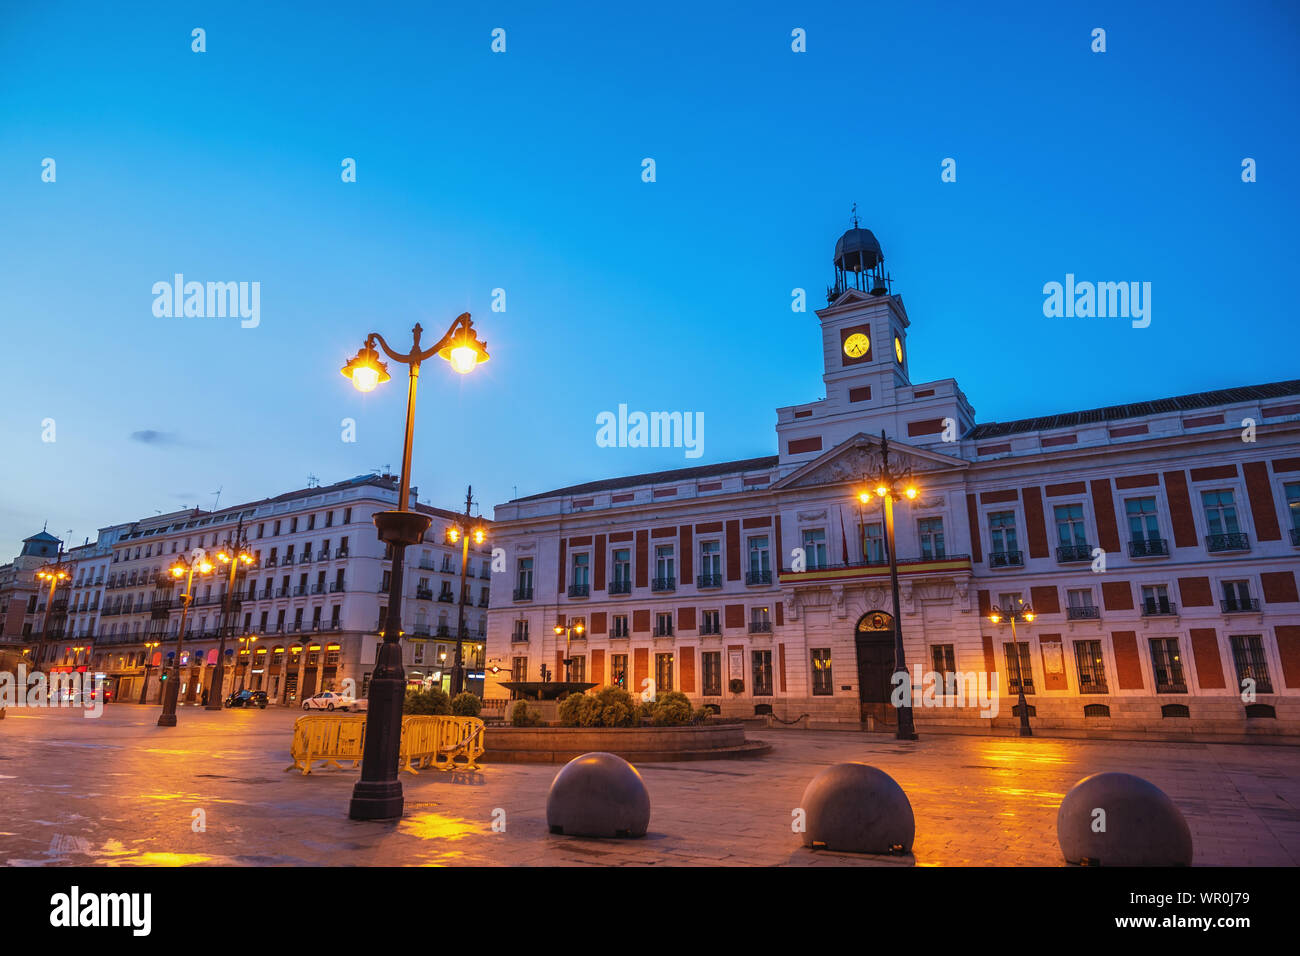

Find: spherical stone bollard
<box><xmin>1057</xmin><ymin>772</ymin><xmax>1193</xmax><ymax>866</ymax></box>
<box><xmin>799</xmin><ymin>762</ymin><xmax>915</xmax><ymax>854</ymax></box>
<box><xmin>546</xmin><ymin>752</ymin><xmax>651</xmax><ymax>838</ymax></box>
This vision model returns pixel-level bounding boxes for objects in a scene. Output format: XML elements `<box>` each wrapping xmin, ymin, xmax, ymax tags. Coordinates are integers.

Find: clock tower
<box><xmin>775</xmin><ymin>217</ymin><xmax>976</xmax><ymax>465</ymax></box>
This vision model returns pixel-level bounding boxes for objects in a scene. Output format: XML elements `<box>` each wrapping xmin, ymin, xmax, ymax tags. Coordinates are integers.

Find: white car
<box><xmin>301</xmin><ymin>691</ymin><xmax>364</xmax><ymax>712</ymax></box>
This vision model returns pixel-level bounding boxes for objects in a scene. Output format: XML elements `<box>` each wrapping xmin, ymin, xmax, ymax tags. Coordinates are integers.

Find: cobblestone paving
<box><xmin>1</xmin><ymin>705</ymin><xmax>1296</xmax><ymax>866</ymax></box>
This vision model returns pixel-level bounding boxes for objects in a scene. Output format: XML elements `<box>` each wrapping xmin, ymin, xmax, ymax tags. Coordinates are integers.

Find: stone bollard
<box><xmin>800</xmin><ymin>762</ymin><xmax>915</xmax><ymax>854</ymax></box>
<box><xmin>546</xmin><ymin>752</ymin><xmax>651</xmax><ymax>838</ymax></box>
<box><xmin>1057</xmin><ymin>771</ymin><xmax>1193</xmax><ymax>866</ymax></box>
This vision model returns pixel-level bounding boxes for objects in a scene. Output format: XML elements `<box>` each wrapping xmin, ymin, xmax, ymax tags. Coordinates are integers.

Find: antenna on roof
<box><xmin>210</xmin><ymin>486</ymin><xmax>223</xmax><ymax>511</ymax></box>
<box><xmin>307</xmin><ymin>474</ymin><xmax>319</xmax><ymax>488</ymax></box>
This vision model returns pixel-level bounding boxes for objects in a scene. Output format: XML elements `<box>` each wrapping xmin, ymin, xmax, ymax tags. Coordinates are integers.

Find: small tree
<box><xmin>451</xmin><ymin>691</ymin><xmax>482</xmax><ymax>717</ymax></box>
<box><xmin>651</xmin><ymin>690</ymin><xmax>693</xmax><ymax>726</ymax></box>
<box><xmin>510</xmin><ymin>700</ymin><xmax>542</xmax><ymax>726</ymax></box>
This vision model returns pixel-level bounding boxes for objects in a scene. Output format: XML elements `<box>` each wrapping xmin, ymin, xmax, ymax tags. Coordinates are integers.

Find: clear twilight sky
<box><xmin>1</xmin><ymin>1</ymin><xmax>1297</xmax><ymax>554</ymax></box>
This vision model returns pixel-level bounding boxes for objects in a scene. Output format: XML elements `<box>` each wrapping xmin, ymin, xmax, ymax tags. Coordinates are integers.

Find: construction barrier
<box><xmin>285</xmin><ymin>713</ymin><xmax>485</xmax><ymax>776</ymax></box>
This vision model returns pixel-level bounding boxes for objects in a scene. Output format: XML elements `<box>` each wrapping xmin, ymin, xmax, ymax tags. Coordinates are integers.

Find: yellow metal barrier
<box><xmin>285</xmin><ymin>713</ymin><xmax>485</xmax><ymax>776</ymax></box>
<box><xmin>286</xmin><ymin>713</ymin><xmax>367</xmax><ymax>774</ymax></box>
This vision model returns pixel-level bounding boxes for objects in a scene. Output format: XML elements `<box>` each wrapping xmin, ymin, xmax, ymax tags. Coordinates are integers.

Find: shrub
<box><xmin>636</xmin><ymin>700</ymin><xmax>655</xmax><ymax>724</ymax></box>
<box><xmin>404</xmin><ymin>686</ymin><xmax>451</xmax><ymax>715</ymax></box>
<box><xmin>451</xmin><ymin>691</ymin><xmax>482</xmax><ymax>717</ymax></box>
<box><xmin>557</xmin><ymin>692</ymin><xmax>597</xmax><ymax>726</ymax></box>
<box><xmin>510</xmin><ymin>700</ymin><xmax>543</xmax><ymax>726</ymax></box>
<box><xmin>593</xmin><ymin>686</ymin><xmax>637</xmax><ymax>727</ymax></box>
<box><xmin>651</xmin><ymin>690</ymin><xmax>693</xmax><ymax>726</ymax></box>
<box><xmin>691</xmin><ymin>706</ymin><xmax>712</xmax><ymax>725</ymax></box>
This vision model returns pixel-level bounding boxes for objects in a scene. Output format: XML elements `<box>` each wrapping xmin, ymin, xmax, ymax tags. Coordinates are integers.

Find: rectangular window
<box><xmin>752</xmin><ymin>650</ymin><xmax>773</xmax><ymax>696</ymax></box>
<box><xmin>1003</xmin><ymin>641</ymin><xmax>1034</xmax><ymax>694</ymax></box>
<box><xmin>1148</xmin><ymin>637</ymin><xmax>1186</xmax><ymax>693</ymax></box>
<box><xmin>610</xmin><ymin>547</ymin><xmax>632</xmax><ymax>592</ymax></box>
<box><xmin>1140</xmin><ymin>584</ymin><xmax>1172</xmax><ymax>615</ymax></box>
<box><xmin>699</xmin><ymin>540</ymin><xmax>721</xmax><ymax>583</ymax></box>
<box><xmin>610</xmin><ymin>654</ymin><xmax>628</xmax><ymax>689</ymax></box>
<box><xmin>811</xmin><ymin>648</ymin><xmax>833</xmax><ymax>696</ymax></box>
<box><xmin>1053</xmin><ymin>504</ymin><xmax>1087</xmax><ymax>546</ymax></box>
<box><xmin>654</xmin><ymin>545</ymin><xmax>675</xmax><ymax>589</ymax></box>
<box><xmin>918</xmin><ymin>517</ymin><xmax>945</xmax><ymax>560</ymax></box>
<box><xmin>750</xmin><ymin>605</ymin><xmax>771</xmax><ymax>633</ymax></box>
<box><xmin>862</xmin><ymin>521</ymin><xmax>885</xmax><ymax>564</ymax></box>
<box><xmin>1229</xmin><ymin>635</ymin><xmax>1272</xmax><ymax>694</ymax></box>
<box><xmin>570</xmin><ymin>553</ymin><xmax>589</xmax><ymax>594</ymax></box>
<box><xmin>1285</xmin><ymin>482</ymin><xmax>1300</xmax><ymax>535</ymax></box>
<box><xmin>1201</xmin><ymin>490</ymin><xmax>1240</xmax><ymax>535</ymax></box>
<box><xmin>700</xmin><ymin>609</ymin><xmax>720</xmax><ymax>635</ymax></box>
<box><xmin>570</xmin><ymin>655</ymin><xmax>586</xmax><ymax>683</ymax></box>
<box><xmin>654</xmin><ymin>611</ymin><xmax>673</xmax><ymax>637</ymax></box>
<box><xmin>801</xmin><ymin>529</ymin><xmax>827</xmax><ymax>569</ymax></box>
<box><xmin>1073</xmin><ymin>640</ymin><xmax>1108</xmax><ymax>694</ymax></box>
<box><xmin>988</xmin><ymin>511</ymin><xmax>1018</xmax><ymax>557</ymax></box>
<box><xmin>930</xmin><ymin>644</ymin><xmax>957</xmax><ymax>692</ymax></box>
<box><xmin>611</xmin><ymin>614</ymin><xmax>629</xmax><ymax>638</ymax></box>
<box><xmin>1221</xmin><ymin>579</ymin><xmax>1253</xmax><ymax>611</ymax></box>
<box><xmin>654</xmin><ymin>653</ymin><xmax>674</xmax><ymax>693</ymax></box>
<box><xmin>516</xmin><ymin>557</ymin><xmax>533</xmax><ymax>596</ymax></box>
<box><xmin>1126</xmin><ymin>496</ymin><xmax>1160</xmax><ymax>541</ymax></box>
<box><xmin>748</xmin><ymin>536</ymin><xmax>770</xmax><ymax>572</ymax></box>
<box><xmin>702</xmin><ymin>651</ymin><xmax>722</xmax><ymax>696</ymax></box>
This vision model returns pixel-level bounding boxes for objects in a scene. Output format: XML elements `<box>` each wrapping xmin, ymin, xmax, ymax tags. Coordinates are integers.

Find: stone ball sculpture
<box><xmin>546</xmin><ymin>752</ymin><xmax>651</xmax><ymax>838</ymax></box>
<box><xmin>800</xmin><ymin>762</ymin><xmax>915</xmax><ymax>854</ymax></box>
<box><xmin>1057</xmin><ymin>771</ymin><xmax>1193</xmax><ymax>866</ymax></box>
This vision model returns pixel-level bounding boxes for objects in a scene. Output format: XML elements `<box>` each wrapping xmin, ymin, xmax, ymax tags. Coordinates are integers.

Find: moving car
<box><xmin>225</xmin><ymin>689</ymin><xmax>269</xmax><ymax>709</ymax></box>
<box><xmin>301</xmin><ymin>690</ymin><xmax>363</xmax><ymax>712</ymax></box>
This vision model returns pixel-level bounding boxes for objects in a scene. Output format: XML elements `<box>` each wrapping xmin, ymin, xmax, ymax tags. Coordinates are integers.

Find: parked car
<box><xmin>225</xmin><ymin>689</ymin><xmax>268</xmax><ymax>709</ymax></box>
<box><xmin>301</xmin><ymin>691</ymin><xmax>362</xmax><ymax>712</ymax></box>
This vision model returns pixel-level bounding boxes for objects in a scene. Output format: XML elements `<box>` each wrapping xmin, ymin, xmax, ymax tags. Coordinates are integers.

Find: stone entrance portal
<box><xmin>855</xmin><ymin>611</ymin><xmax>897</xmax><ymax>729</ymax></box>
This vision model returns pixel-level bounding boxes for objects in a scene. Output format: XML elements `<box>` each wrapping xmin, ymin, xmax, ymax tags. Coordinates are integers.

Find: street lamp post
<box><xmin>139</xmin><ymin>641</ymin><xmax>160</xmax><ymax>704</ymax></box>
<box><xmin>553</xmin><ymin>620</ymin><xmax>585</xmax><ymax>682</ymax></box>
<box><xmin>857</xmin><ymin>431</ymin><xmax>919</xmax><ymax>741</ymax></box>
<box><xmin>445</xmin><ymin>484</ymin><xmax>487</xmax><ymax>697</ymax></box>
<box><xmin>32</xmin><ymin>548</ymin><xmax>74</xmax><ymax>673</ymax></box>
<box><xmin>339</xmin><ymin>313</ymin><xmax>489</xmax><ymax>821</ymax></box>
<box><xmin>158</xmin><ymin>549</ymin><xmax>214</xmax><ymax>727</ymax></box>
<box><xmin>989</xmin><ymin>599</ymin><xmax>1036</xmax><ymax>737</ymax></box>
<box><xmin>206</xmin><ymin>520</ymin><xmax>256</xmax><ymax>709</ymax></box>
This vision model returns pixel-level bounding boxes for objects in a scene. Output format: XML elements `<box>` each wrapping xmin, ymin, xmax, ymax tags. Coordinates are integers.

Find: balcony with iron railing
<box><xmin>1221</xmin><ymin>598</ymin><xmax>1260</xmax><ymax>613</ymax></box>
<box><xmin>745</xmin><ymin>569</ymin><xmax>772</xmax><ymax>586</ymax></box>
<box><xmin>511</xmin><ymin>627</ymin><xmax>530</xmax><ymax>643</ymax></box>
<box><xmin>652</xmin><ymin>623</ymin><xmax>674</xmax><ymax>637</ymax></box>
<box><xmin>749</xmin><ymin>620</ymin><xmax>773</xmax><ymax>633</ymax></box>
<box><xmin>651</xmin><ymin>576</ymin><xmax>676</xmax><ymax>592</ymax></box>
<box><xmin>513</xmin><ymin>586</ymin><xmax>533</xmax><ymax>601</ymax></box>
<box><xmin>1056</xmin><ymin>544</ymin><xmax>1093</xmax><ymax>563</ymax></box>
<box><xmin>608</xmin><ymin>579</ymin><xmax>632</xmax><ymax>595</ymax></box>
<box><xmin>696</xmin><ymin>573</ymin><xmax>722</xmax><ymax>589</ymax></box>
<box><xmin>419</xmin><ymin>560</ymin><xmax>436</xmax><ymax>570</ymax></box>
<box><xmin>988</xmin><ymin>550</ymin><xmax>1023</xmax><ymax>569</ymax></box>
<box><xmin>1141</xmin><ymin>598</ymin><xmax>1177</xmax><ymax>617</ymax></box>
<box><xmin>568</xmin><ymin>583</ymin><xmax>590</xmax><ymax>598</ymax></box>
<box><xmin>1066</xmin><ymin>604</ymin><xmax>1100</xmax><ymax>620</ymax></box>
<box><xmin>438</xmin><ymin>592</ymin><xmax>454</xmax><ymax>603</ymax></box>
<box><xmin>415</xmin><ymin>587</ymin><xmax>434</xmax><ymax>601</ymax></box>
<box><xmin>329</xmin><ymin>582</ymin><xmax>346</xmax><ymax>592</ymax></box>
<box><xmin>699</xmin><ymin>623</ymin><xmax>722</xmax><ymax>636</ymax></box>
<box><xmin>1128</xmin><ymin>537</ymin><xmax>1169</xmax><ymax>558</ymax></box>
<box><xmin>1206</xmin><ymin>532</ymin><xmax>1249</xmax><ymax>553</ymax></box>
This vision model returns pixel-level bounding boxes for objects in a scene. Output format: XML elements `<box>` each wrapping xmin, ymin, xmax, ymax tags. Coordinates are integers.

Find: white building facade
<box><xmin>485</xmin><ymin>225</ymin><xmax>1300</xmax><ymax>738</ymax></box>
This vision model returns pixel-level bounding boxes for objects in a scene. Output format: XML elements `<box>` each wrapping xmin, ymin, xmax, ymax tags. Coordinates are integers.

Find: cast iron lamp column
<box><xmin>553</xmin><ymin>620</ymin><xmax>585</xmax><ymax>682</ymax></box>
<box><xmin>206</xmin><ymin>520</ymin><xmax>256</xmax><ymax>709</ymax></box>
<box><xmin>989</xmin><ymin>599</ymin><xmax>1036</xmax><ymax>737</ymax></box>
<box><xmin>340</xmin><ymin>313</ymin><xmax>489</xmax><ymax>821</ymax></box>
<box><xmin>158</xmin><ymin>549</ymin><xmax>214</xmax><ymax>727</ymax></box>
<box><xmin>139</xmin><ymin>641</ymin><xmax>160</xmax><ymax>703</ymax></box>
<box><xmin>32</xmin><ymin>549</ymin><xmax>74</xmax><ymax>673</ymax></box>
<box><xmin>858</xmin><ymin>431</ymin><xmax>920</xmax><ymax>741</ymax></box>
<box><xmin>445</xmin><ymin>484</ymin><xmax>487</xmax><ymax>697</ymax></box>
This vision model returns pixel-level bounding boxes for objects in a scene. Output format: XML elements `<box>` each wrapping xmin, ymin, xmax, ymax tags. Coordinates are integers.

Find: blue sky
<box><xmin>1</xmin><ymin>0</ymin><xmax>1297</xmax><ymax>553</ymax></box>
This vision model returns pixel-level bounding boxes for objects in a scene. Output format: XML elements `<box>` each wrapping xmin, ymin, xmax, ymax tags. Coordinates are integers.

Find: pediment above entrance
<box><xmin>771</xmin><ymin>433</ymin><xmax>966</xmax><ymax>492</ymax></box>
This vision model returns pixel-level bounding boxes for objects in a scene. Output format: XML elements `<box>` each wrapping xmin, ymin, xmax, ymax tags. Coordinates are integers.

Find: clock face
<box><xmin>894</xmin><ymin>335</ymin><xmax>904</xmax><ymax>364</ymax></box>
<box><xmin>843</xmin><ymin>332</ymin><xmax>871</xmax><ymax>359</ymax></box>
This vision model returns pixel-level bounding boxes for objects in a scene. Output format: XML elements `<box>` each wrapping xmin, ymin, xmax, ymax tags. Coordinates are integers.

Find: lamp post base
<box><xmin>205</xmin><ymin>663</ymin><xmax>225</xmax><ymax>710</ymax></box>
<box><xmin>156</xmin><ymin>713</ymin><xmax>177</xmax><ymax>727</ymax></box>
<box><xmin>348</xmin><ymin>779</ymin><xmax>405</xmax><ymax>821</ymax></box>
<box><xmin>348</xmin><ymin>640</ymin><xmax>408</xmax><ymax>822</ymax></box>
<box><xmin>895</xmin><ymin>706</ymin><xmax>919</xmax><ymax>741</ymax></box>
<box><xmin>157</xmin><ymin>672</ymin><xmax>180</xmax><ymax>727</ymax></box>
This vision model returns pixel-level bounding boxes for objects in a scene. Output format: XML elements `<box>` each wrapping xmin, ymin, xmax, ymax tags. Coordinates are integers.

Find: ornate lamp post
<box><xmin>553</xmin><ymin>620</ymin><xmax>585</xmax><ymax>682</ymax></box>
<box><xmin>158</xmin><ymin>549</ymin><xmax>214</xmax><ymax>727</ymax></box>
<box><xmin>139</xmin><ymin>640</ymin><xmax>161</xmax><ymax>703</ymax></box>
<box><xmin>32</xmin><ymin>549</ymin><xmax>74</xmax><ymax>673</ymax></box>
<box><xmin>339</xmin><ymin>313</ymin><xmax>489</xmax><ymax>821</ymax></box>
<box><xmin>989</xmin><ymin>598</ymin><xmax>1036</xmax><ymax>737</ymax></box>
<box><xmin>445</xmin><ymin>485</ymin><xmax>487</xmax><ymax>697</ymax></box>
<box><xmin>206</xmin><ymin>521</ymin><xmax>256</xmax><ymax>709</ymax></box>
<box><xmin>857</xmin><ymin>431</ymin><xmax>920</xmax><ymax>741</ymax></box>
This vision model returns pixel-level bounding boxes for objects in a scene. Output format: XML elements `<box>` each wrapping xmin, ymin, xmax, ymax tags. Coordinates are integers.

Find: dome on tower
<box><xmin>833</xmin><ymin>227</ymin><xmax>883</xmax><ymax>274</ymax></box>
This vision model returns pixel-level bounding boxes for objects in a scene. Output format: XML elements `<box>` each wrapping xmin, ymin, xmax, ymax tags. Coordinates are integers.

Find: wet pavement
<box><xmin>1</xmin><ymin>704</ymin><xmax>1296</xmax><ymax>866</ymax></box>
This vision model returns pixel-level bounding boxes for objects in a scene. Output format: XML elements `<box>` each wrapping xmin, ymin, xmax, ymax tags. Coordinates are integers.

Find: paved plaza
<box><xmin>1</xmin><ymin>704</ymin><xmax>1297</xmax><ymax>866</ymax></box>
